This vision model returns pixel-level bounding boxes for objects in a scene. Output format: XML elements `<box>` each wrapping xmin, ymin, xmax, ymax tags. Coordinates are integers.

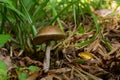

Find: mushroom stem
<box><xmin>43</xmin><ymin>44</ymin><xmax>51</xmax><ymax>73</ymax></box>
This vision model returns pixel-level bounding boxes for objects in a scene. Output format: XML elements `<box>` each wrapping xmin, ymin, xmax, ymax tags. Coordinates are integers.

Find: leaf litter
<box><xmin>1</xmin><ymin>9</ymin><xmax>120</xmax><ymax>80</ymax></box>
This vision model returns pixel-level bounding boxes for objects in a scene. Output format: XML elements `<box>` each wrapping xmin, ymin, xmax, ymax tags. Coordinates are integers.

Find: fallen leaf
<box><xmin>78</xmin><ymin>52</ymin><xmax>93</xmax><ymax>60</ymax></box>
<box><xmin>0</xmin><ymin>48</ymin><xmax>12</xmax><ymax>69</ymax></box>
<box><xmin>94</xmin><ymin>9</ymin><xmax>113</xmax><ymax>17</ymax></box>
<box><xmin>27</xmin><ymin>70</ymin><xmax>41</xmax><ymax>80</ymax></box>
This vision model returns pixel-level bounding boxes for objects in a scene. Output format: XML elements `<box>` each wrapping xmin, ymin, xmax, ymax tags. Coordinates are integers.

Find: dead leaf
<box><xmin>27</xmin><ymin>70</ymin><xmax>41</xmax><ymax>80</ymax></box>
<box><xmin>20</xmin><ymin>57</ymin><xmax>43</xmax><ymax>67</ymax></box>
<box><xmin>0</xmin><ymin>48</ymin><xmax>12</xmax><ymax>69</ymax></box>
<box><xmin>78</xmin><ymin>52</ymin><xmax>93</xmax><ymax>61</ymax></box>
<box><xmin>94</xmin><ymin>9</ymin><xmax>113</xmax><ymax>17</ymax></box>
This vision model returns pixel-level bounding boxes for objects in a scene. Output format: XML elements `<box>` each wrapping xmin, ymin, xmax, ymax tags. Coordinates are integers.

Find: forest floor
<box><xmin>0</xmin><ymin>9</ymin><xmax>120</xmax><ymax>80</ymax></box>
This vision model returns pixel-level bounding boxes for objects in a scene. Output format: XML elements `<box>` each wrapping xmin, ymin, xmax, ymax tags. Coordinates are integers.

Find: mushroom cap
<box><xmin>33</xmin><ymin>26</ymin><xmax>66</xmax><ymax>45</ymax></box>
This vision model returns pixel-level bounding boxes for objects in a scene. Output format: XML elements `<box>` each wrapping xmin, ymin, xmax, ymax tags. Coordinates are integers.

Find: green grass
<box><xmin>0</xmin><ymin>0</ymin><xmax>116</xmax><ymax>51</ymax></box>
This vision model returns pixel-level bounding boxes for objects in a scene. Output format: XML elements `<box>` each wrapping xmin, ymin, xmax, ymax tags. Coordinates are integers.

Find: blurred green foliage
<box><xmin>0</xmin><ymin>0</ymin><xmax>117</xmax><ymax>51</ymax></box>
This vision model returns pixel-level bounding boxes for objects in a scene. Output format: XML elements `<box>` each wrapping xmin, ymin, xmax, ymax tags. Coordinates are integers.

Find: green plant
<box><xmin>0</xmin><ymin>0</ymin><xmax>114</xmax><ymax>52</ymax></box>
<box><xmin>28</xmin><ymin>65</ymin><xmax>39</xmax><ymax>72</ymax></box>
<box><xmin>17</xmin><ymin>66</ymin><xmax>39</xmax><ymax>80</ymax></box>
<box><xmin>17</xmin><ymin>68</ymin><xmax>27</xmax><ymax>80</ymax></box>
<box><xmin>0</xmin><ymin>0</ymin><xmax>49</xmax><ymax>53</ymax></box>
<box><xmin>0</xmin><ymin>60</ymin><xmax>9</xmax><ymax>80</ymax></box>
<box><xmin>0</xmin><ymin>34</ymin><xmax>11</xmax><ymax>48</ymax></box>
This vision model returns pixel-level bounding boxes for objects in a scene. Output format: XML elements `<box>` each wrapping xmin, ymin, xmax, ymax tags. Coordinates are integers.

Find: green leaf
<box><xmin>28</xmin><ymin>66</ymin><xmax>39</xmax><ymax>72</ymax></box>
<box><xmin>0</xmin><ymin>60</ymin><xmax>7</xmax><ymax>73</ymax></box>
<box><xmin>0</xmin><ymin>60</ymin><xmax>9</xmax><ymax>80</ymax></box>
<box><xmin>18</xmin><ymin>72</ymin><xmax>27</xmax><ymax>80</ymax></box>
<box><xmin>0</xmin><ymin>34</ymin><xmax>11</xmax><ymax>48</ymax></box>
<box><xmin>77</xmin><ymin>58</ymin><xmax>85</xmax><ymax>64</ymax></box>
<box><xmin>115</xmin><ymin>0</ymin><xmax>120</xmax><ymax>2</ymax></box>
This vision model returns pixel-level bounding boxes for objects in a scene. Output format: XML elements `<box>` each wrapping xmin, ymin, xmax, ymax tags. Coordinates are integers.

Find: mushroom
<box><xmin>33</xmin><ymin>26</ymin><xmax>66</xmax><ymax>72</ymax></box>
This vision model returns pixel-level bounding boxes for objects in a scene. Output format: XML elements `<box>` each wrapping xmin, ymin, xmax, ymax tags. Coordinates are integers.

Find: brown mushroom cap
<box><xmin>33</xmin><ymin>26</ymin><xmax>66</xmax><ymax>45</ymax></box>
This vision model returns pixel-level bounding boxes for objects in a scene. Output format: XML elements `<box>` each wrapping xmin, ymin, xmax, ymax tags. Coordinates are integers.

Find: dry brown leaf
<box><xmin>0</xmin><ymin>48</ymin><xmax>12</xmax><ymax>69</ymax></box>
<box><xmin>27</xmin><ymin>70</ymin><xmax>41</xmax><ymax>80</ymax></box>
<box><xmin>94</xmin><ymin>9</ymin><xmax>113</xmax><ymax>17</ymax></box>
<box><xmin>20</xmin><ymin>57</ymin><xmax>43</xmax><ymax>67</ymax></box>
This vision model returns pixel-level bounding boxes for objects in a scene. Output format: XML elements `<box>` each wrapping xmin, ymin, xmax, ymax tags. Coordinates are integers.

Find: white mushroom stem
<box><xmin>43</xmin><ymin>44</ymin><xmax>51</xmax><ymax>73</ymax></box>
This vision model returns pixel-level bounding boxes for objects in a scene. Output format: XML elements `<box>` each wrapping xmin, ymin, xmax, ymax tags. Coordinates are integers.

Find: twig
<box><xmin>62</xmin><ymin>73</ymin><xmax>70</xmax><ymax>80</ymax></box>
<box><xmin>65</xmin><ymin>63</ymin><xmax>88</xmax><ymax>80</ymax></box>
<box><xmin>78</xmin><ymin>68</ymin><xmax>103</xmax><ymax>80</ymax></box>
<box><xmin>70</xmin><ymin>66</ymin><xmax>74</xmax><ymax>79</ymax></box>
<box><xmin>64</xmin><ymin>62</ymin><xmax>102</xmax><ymax>80</ymax></box>
<box><xmin>10</xmin><ymin>47</ymin><xmax>13</xmax><ymax>57</ymax></box>
<box><xmin>108</xmin><ymin>46</ymin><xmax>120</xmax><ymax>55</ymax></box>
<box><xmin>18</xmin><ymin>50</ymin><xmax>24</xmax><ymax>57</ymax></box>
